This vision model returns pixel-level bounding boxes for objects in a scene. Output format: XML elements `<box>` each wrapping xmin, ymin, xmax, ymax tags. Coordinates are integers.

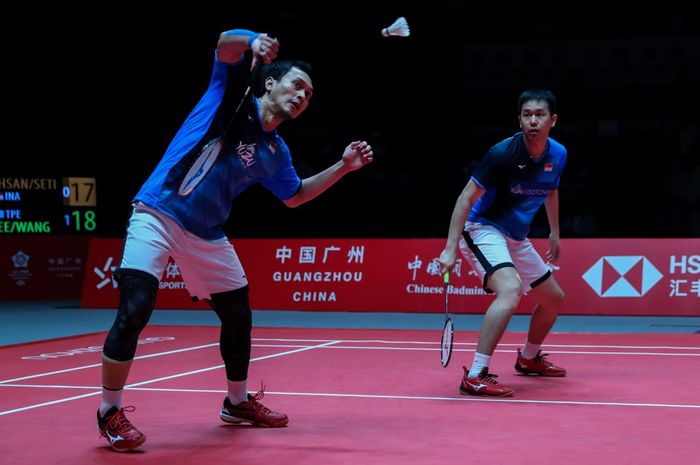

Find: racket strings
<box><xmin>440</xmin><ymin>320</ymin><xmax>454</xmax><ymax>367</ymax></box>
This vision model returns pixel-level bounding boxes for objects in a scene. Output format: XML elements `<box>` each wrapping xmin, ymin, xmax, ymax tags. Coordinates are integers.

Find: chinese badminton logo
<box><xmin>582</xmin><ymin>256</ymin><xmax>662</xmax><ymax>298</ymax></box>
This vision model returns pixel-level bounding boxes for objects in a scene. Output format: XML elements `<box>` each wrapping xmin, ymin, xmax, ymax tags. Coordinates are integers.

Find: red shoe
<box><xmin>515</xmin><ymin>349</ymin><xmax>567</xmax><ymax>377</ymax></box>
<box><xmin>97</xmin><ymin>406</ymin><xmax>146</xmax><ymax>452</ymax></box>
<box><xmin>459</xmin><ymin>367</ymin><xmax>514</xmax><ymax>397</ymax></box>
<box><xmin>220</xmin><ymin>387</ymin><xmax>289</xmax><ymax>427</ymax></box>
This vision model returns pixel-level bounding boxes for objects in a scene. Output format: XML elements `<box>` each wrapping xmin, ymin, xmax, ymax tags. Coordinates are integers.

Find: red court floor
<box><xmin>1</xmin><ymin>326</ymin><xmax>699</xmax><ymax>465</ymax></box>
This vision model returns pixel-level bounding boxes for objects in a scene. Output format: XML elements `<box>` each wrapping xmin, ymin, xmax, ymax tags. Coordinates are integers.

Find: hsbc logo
<box><xmin>582</xmin><ymin>256</ymin><xmax>663</xmax><ymax>298</ymax></box>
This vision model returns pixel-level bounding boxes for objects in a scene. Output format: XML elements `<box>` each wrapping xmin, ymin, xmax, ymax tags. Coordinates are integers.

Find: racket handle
<box><xmin>443</xmin><ymin>272</ymin><xmax>450</xmax><ymax>285</ymax></box>
<box><xmin>251</xmin><ymin>31</ymin><xmax>276</xmax><ymax>70</ymax></box>
<box><xmin>249</xmin><ymin>32</ymin><xmax>276</xmax><ymax>94</ymax></box>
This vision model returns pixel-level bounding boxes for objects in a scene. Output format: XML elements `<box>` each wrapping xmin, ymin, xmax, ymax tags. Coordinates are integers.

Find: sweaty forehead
<box><xmin>284</xmin><ymin>67</ymin><xmax>314</xmax><ymax>91</ymax></box>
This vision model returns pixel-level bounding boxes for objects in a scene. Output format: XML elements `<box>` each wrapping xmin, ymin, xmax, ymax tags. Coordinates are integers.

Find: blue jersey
<box><xmin>468</xmin><ymin>132</ymin><xmax>567</xmax><ymax>241</ymax></box>
<box><xmin>135</xmin><ymin>52</ymin><xmax>301</xmax><ymax>240</ymax></box>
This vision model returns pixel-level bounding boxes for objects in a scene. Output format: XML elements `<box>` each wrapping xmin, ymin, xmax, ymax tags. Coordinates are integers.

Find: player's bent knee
<box><xmin>103</xmin><ymin>268</ymin><xmax>159</xmax><ymax>361</ymax></box>
<box><xmin>210</xmin><ymin>286</ymin><xmax>251</xmax><ymax>327</ymax></box>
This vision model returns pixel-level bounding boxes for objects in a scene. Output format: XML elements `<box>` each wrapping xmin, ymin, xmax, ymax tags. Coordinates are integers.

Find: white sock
<box><xmin>99</xmin><ymin>387</ymin><xmax>123</xmax><ymax>417</ymax></box>
<box><xmin>521</xmin><ymin>340</ymin><xmax>541</xmax><ymax>360</ymax></box>
<box><xmin>227</xmin><ymin>379</ymin><xmax>248</xmax><ymax>405</ymax></box>
<box><xmin>468</xmin><ymin>352</ymin><xmax>491</xmax><ymax>377</ymax></box>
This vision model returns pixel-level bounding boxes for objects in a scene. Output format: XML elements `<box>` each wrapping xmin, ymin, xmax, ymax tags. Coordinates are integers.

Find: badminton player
<box><xmin>96</xmin><ymin>27</ymin><xmax>374</xmax><ymax>452</ymax></box>
<box><xmin>438</xmin><ymin>89</ymin><xmax>567</xmax><ymax>397</ymax></box>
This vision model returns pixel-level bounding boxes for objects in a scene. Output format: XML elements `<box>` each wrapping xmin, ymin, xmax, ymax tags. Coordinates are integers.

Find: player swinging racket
<box><xmin>438</xmin><ymin>89</ymin><xmax>567</xmax><ymax>397</ymax></box>
<box><xmin>96</xmin><ymin>27</ymin><xmax>374</xmax><ymax>452</ymax></box>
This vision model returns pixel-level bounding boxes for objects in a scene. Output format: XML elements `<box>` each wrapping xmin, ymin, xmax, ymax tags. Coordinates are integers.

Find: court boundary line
<box><xmin>2</xmin><ymin>335</ymin><xmax>699</xmax><ymax>416</ymax></box>
<box><xmin>0</xmin><ymin>341</ymin><xmax>340</xmax><ymax>416</ymax></box>
<box><xmin>3</xmin><ymin>338</ymin><xmax>700</xmax><ymax>385</ymax></box>
<box><xmin>1</xmin><ymin>383</ymin><xmax>698</xmax><ymax>410</ymax></box>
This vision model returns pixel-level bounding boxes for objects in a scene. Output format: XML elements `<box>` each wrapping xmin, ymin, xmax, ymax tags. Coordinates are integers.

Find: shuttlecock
<box><xmin>381</xmin><ymin>17</ymin><xmax>410</xmax><ymax>38</ymax></box>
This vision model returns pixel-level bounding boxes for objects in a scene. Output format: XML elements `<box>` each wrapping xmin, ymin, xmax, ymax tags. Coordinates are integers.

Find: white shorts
<box><xmin>119</xmin><ymin>203</ymin><xmax>248</xmax><ymax>300</ymax></box>
<box><xmin>458</xmin><ymin>222</ymin><xmax>551</xmax><ymax>294</ymax></box>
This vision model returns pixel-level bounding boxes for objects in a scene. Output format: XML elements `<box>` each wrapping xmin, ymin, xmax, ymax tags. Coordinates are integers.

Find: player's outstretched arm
<box><xmin>438</xmin><ymin>180</ymin><xmax>484</xmax><ymax>275</ymax></box>
<box><xmin>544</xmin><ymin>188</ymin><xmax>561</xmax><ymax>262</ymax></box>
<box><xmin>283</xmin><ymin>141</ymin><xmax>373</xmax><ymax>208</ymax></box>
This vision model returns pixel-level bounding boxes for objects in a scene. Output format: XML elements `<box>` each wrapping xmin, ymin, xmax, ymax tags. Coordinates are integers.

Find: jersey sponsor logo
<box><xmin>517</xmin><ymin>164</ymin><xmax>527</xmax><ymax>169</ymax></box>
<box><xmin>510</xmin><ymin>184</ymin><xmax>549</xmax><ymax>196</ymax></box>
<box><xmin>582</xmin><ymin>256</ymin><xmax>663</xmax><ymax>297</ymax></box>
<box><xmin>236</xmin><ymin>141</ymin><xmax>257</xmax><ymax>167</ymax></box>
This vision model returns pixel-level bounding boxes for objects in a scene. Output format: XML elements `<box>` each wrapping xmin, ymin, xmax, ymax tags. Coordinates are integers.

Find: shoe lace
<box><xmin>479</xmin><ymin>371</ymin><xmax>501</xmax><ymax>385</ymax></box>
<box><xmin>106</xmin><ymin>406</ymin><xmax>136</xmax><ymax>434</ymax></box>
<box><xmin>534</xmin><ymin>351</ymin><xmax>554</xmax><ymax>366</ymax></box>
<box><xmin>248</xmin><ymin>383</ymin><xmax>272</xmax><ymax>414</ymax></box>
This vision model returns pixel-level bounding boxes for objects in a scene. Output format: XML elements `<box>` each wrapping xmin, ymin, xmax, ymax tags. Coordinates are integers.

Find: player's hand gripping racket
<box><xmin>178</xmin><ymin>35</ymin><xmax>273</xmax><ymax>196</ymax></box>
<box><xmin>440</xmin><ymin>272</ymin><xmax>454</xmax><ymax>367</ymax></box>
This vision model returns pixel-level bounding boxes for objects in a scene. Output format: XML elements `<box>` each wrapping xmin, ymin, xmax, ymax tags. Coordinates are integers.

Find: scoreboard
<box><xmin>0</xmin><ymin>177</ymin><xmax>98</xmax><ymax>234</ymax></box>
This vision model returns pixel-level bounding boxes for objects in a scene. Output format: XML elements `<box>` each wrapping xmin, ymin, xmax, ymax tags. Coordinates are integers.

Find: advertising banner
<box><xmin>80</xmin><ymin>238</ymin><xmax>700</xmax><ymax>316</ymax></box>
<box><xmin>1</xmin><ymin>235</ymin><xmax>89</xmax><ymax>299</ymax></box>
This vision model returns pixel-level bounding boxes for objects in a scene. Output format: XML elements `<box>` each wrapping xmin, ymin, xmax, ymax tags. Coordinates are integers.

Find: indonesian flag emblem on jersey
<box><xmin>544</xmin><ymin>163</ymin><xmax>553</xmax><ymax>172</ymax></box>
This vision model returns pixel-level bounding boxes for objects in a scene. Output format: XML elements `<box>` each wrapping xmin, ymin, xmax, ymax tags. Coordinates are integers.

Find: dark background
<box><xmin>3</xmin><ymin>2</ymin><xmax>699</xmax><ymax>239</ymax></box>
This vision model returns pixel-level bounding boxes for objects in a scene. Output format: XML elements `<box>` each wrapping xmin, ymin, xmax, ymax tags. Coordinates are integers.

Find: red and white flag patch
<box><xmin>544</xmin><ymin>163</ymin><xmax>553</xmax><ymax>172</ymax></box>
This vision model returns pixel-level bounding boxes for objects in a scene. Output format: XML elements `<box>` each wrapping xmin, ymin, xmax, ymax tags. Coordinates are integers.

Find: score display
<box><xmin>0</xmin><ymin>177</ymin><xmax>98</xmax><ymax>234</ymax></box>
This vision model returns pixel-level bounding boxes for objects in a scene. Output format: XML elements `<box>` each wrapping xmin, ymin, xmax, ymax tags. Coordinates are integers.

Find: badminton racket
<box><xmin>440</xmin><ymin>272</ymin><xmax>454</xmax><ymax>367</ymax></box>
<box><xmin>178</xmin><ymin>34</ymin><xmax>273</xmax><ymax>196</ymax></box>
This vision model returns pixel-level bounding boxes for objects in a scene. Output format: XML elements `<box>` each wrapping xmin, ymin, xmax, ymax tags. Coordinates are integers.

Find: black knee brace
<box><xmin>103</xmin><ymin>268</ymin><xmax>159</xmax><ymax>361</ymax></box>
<box><xmin>210</xmin><ymin>286</ymin><xmax>252</xmax><ymax>381</ymax></box>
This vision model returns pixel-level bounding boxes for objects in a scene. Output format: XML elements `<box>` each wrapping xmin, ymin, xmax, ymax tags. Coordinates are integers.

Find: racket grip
<box><xmin>443</xmin><ymin>272</ymin><xmax>450</xmax><ymax>285</ymax></box>
<box><xmin>250</xmin><ymin>32</ymin><xmax>275</xmax><ymax>83</ymax></box>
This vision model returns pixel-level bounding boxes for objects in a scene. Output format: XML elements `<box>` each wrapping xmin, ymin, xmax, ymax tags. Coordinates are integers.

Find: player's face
<box><xmin>268</xmin><ymin>67</ymin><xmax>314</xmax><ymax>121</ymax></box>
<box><xmin>519</xmin><ymin>99</ymin><xmax>557</xmax><ymax>141</ymax></box>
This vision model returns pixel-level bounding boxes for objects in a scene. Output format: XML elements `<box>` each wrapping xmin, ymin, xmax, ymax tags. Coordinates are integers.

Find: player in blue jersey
<box><xmin>438</xmin><ymin>89</ymin><xmax>566</xmax><ymax>397</ymax></box>
<box><xmin>96</xmin><ymin>28</ymin><xmax>373</xmax><ymax>451</ymax></box>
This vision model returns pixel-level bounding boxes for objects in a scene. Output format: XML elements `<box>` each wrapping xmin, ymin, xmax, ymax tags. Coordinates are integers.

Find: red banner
<box><xmin>80</xmin><ymin>238</ymin><xmax>700</xmax><ymax>316</ymax></box>
<box><xmin>1</xmin><ymin>235</ymin><xmax>89</xmax><ymax>299</ymax></box>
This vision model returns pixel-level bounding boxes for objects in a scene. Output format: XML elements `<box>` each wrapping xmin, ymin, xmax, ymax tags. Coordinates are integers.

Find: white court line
<box><xmin>1</xmin><ymin>384</ymin><xmax>697</xmax><ymax>410</ymax></box>
<box><xmin>253</xmin><ymin>344</ymin><xmax>700</xmax><ymax>357</ymax></box>
<box><xmin>0</xmin><ymin>341</ymin><xmax>340</xmax><ymax>416</ymax></box>
<box><xmin>0</xmin><ymin>342</ymin><xmax>219</xmax><ymax>384</ymax></box>
<box><xmin>4</xmin><ymin>339</ymin><xmax>699</xmax><ymax>386</ymax></box>
<box><xmin>302</xmin><ymin>346</ymin><xmax>700</xmax><ymax>357</ymax></box>
<box><xmin>253</xmin><ymin>337</ymin><xmax>700</xmax><ymax>350</ymax></box>
<box><xmin>120</xmin><ymin>340</ymin><xmax>341</xmax><ymax>390</ymax></box>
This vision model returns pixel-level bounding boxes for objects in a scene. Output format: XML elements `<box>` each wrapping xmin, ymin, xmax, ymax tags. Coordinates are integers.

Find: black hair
<box><xmin>518</xmin><ymin>89</ymin><xmax>557</xmax><ymax>115</ymax></box>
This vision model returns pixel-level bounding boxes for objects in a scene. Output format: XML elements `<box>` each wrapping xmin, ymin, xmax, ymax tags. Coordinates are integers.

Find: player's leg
<box><xmin>210</xmin><ymin>286</ymin><xmax>287</xmax><ymax>428</ymax></box>
<box><xmin>510</xmin><ymin>239</ymin><xmax>566</xmax><ymax>376</ymax></box>
<box><xmin>527</xmin><ymin>275</ymin><xmax>565</xmax><ymax>345</ymax></box>
<box><xmin>476</xmin><ymin>267</ymin><xmax>524</xmax><ymax>356</ymax></box>
<box><xmin>175</xmin><ymin>236</ymin><xmax>288</xmax><ymax>427</ymax></box>
<box><xmin>457</xmin><ymin>224</ymin><xmax>520</xmax><ymax>396</ymax></box>
<box><xmin>98</xmin><ymin>204</ymin><xmax>171</xmax><ymax>451</ymax></box>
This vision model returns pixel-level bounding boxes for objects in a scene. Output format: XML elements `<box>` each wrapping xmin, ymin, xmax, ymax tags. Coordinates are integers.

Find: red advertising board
<box><xmin>1</xmin><ymin>235</ymin><xmax>89</xmax><ymax>299</ymax></box>
<box><xmin>80</xmin><ymin>237</ymin><xmax>699</xmax><ymax>316</ymax></box>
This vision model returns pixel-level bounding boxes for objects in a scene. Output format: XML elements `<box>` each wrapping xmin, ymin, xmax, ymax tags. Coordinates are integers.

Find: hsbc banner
<box><xmin>80</xmin><ymin>238</ymin><xmax>700</xmax><ymax>316</ymax></box>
